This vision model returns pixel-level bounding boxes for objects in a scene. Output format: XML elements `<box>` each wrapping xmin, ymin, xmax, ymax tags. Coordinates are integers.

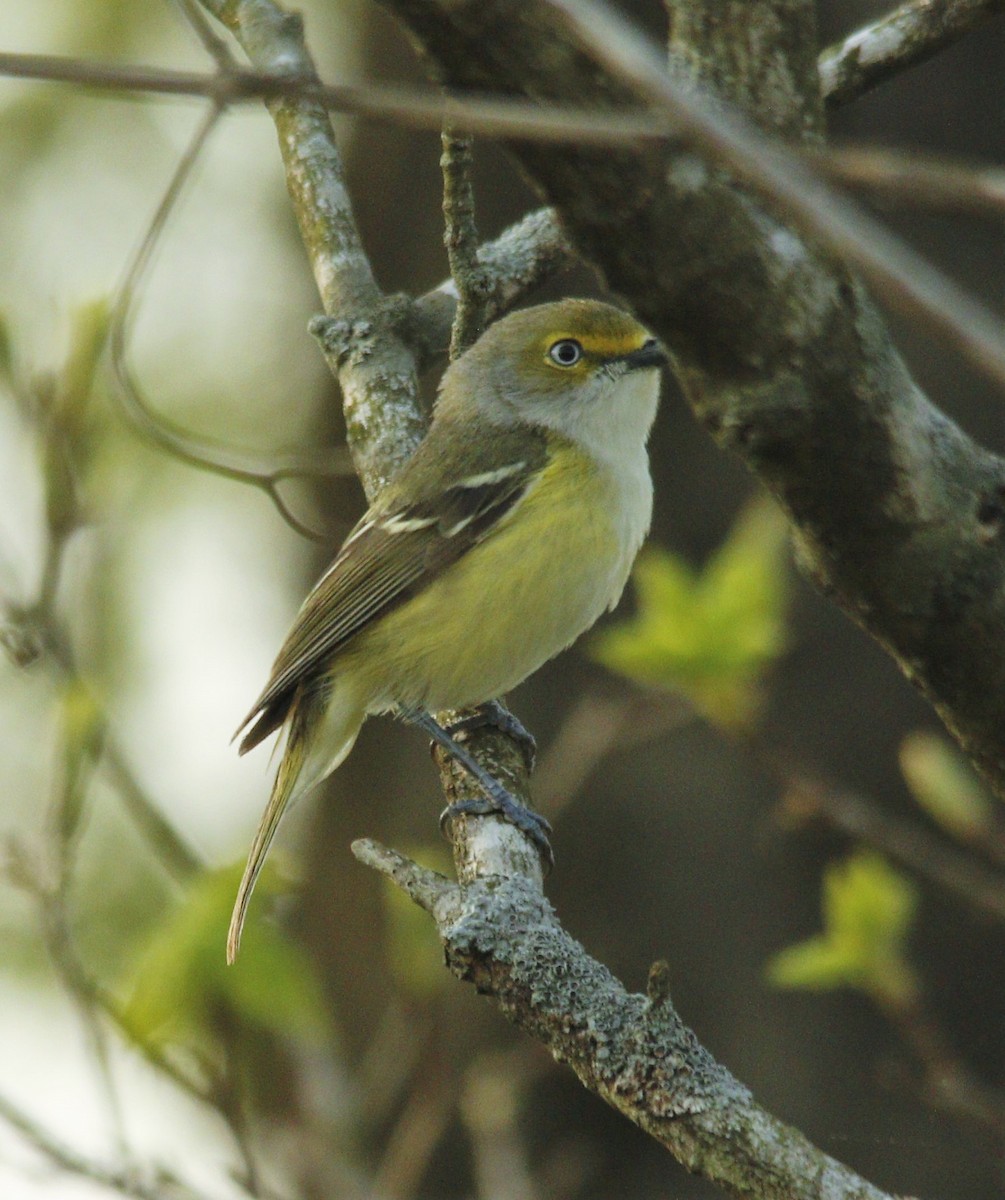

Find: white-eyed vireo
<box><xmin>228</xmin><ymin>298</ymin><xmax>666</xmax><ymax>960</ymax></box>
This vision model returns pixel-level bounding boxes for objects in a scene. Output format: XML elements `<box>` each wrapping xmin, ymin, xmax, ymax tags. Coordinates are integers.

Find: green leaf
<box><xmin>899</xmin><ymin>731</ymin><xmax>995</xmax><ymax>843</ymax></box>
<box><xmin>381</xmin><ymin>844</ymin><xmax>450</xmax><ymax>1000</ymax></box>
<box><xmin>767</xmin><ymin>851</ymin><xmax>919</xmax><ymax>1006</ymax></box>
<box><xmin>123</xmin><ymin>863</ymin><xmax>328</xmax><ymax>1052</ymax></box>
<box><xmin>591</xmin><ymin>496</ymin><xmax>789</xmax><ymax>728</ymax></box>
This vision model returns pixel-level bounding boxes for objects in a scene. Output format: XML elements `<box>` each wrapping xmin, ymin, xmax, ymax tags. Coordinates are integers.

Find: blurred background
<box><xmin>1</xmin><ymin>1</ymin><xmax>1004</xmax><ymax>1198</ymax></box>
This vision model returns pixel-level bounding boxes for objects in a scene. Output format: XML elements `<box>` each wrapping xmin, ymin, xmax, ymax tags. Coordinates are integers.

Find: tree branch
<box><xmin>409</xmin><ymin>206</ymin><xmax>575</xmax><ymax>366</ymax></box>
<box><xmin>198</xmin><ymin>0</ymin><xmax>425</xmax><ymax>498</ymax></box>
<box><xmin>440</xmin><ymin>129</ymin><xmax>491</xmax><ymax>356</ymax></box>
<box><xmin>354</xmin><ymin>839</ymin><xmax>896</xmax><ymax>1200</ymax></box>
<box><xmin>820</xmin><ymin>0</ymin><xmax>1005</xmax><ymax>107</ymax></box>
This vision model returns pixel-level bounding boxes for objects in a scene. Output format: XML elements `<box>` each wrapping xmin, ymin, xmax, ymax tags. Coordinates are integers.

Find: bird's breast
<box><xmin>348</xmin><ymin>439</ymin><xmax>652</xmax><ymax>713</ymax></box>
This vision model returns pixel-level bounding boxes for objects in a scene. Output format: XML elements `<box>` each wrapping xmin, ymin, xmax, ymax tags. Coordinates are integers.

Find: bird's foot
<box><xmin>398</xmin><ymin>706</ymin><xmax>552</xmax><ymax>869</ymax></box>
<box><xmin>439</xmin><ymin>790</ymin><xmax>553</xmax><ymax>868</ymax></box>
<box><xmin>445</xmin><ymin>700</ymin><xmax>537</xmax><ymax>771</ymax></box>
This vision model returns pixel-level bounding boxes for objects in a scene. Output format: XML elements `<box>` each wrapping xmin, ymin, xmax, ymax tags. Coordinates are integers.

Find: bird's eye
<box><xmin>547</xmin><ymin>338</ymin><xmax>583</xmax><ymax>367</ymax></box>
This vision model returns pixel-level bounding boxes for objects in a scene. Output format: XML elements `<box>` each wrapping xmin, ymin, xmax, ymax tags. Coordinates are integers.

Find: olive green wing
<box><xmin>236</xmin><ymin>426</ymin><xmax>548</xmax><ymax>751</ymax></box>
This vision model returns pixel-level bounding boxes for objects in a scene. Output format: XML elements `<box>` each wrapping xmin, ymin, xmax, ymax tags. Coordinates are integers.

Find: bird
<box><xmin>227</xmin><ymin>297</ymin><xmax>666</xmax><ymax>961</ymax></box>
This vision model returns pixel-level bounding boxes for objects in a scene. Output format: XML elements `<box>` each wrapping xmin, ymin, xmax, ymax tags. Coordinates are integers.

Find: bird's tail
<box><xmin>227</xmin><ymin>688</ymin><xmax>363</xmax><ymax>964</ymax></box>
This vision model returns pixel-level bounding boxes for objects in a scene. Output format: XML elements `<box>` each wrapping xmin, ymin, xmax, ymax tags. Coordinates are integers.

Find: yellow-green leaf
<box><xmin>123</xmin><ymin>862</ymin><xmax>328</xmax><ymax>1051</ymax></box>
<box><xmin>767</xmin><ymin>852</ymin><xmax>919</xmax><ymax>1007</ymax></box>
<box><xmin>899</xmin><ymin>731</ymin><xmax>995</xmax><ymax>843</ymax></box>
<box><xmin>591</xmin><ymin>496</ymin><xmax>789</xmax><ymax>728</ymax></box>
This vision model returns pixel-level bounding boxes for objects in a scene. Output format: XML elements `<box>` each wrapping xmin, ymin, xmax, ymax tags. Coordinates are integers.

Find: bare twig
<box><xmin>535</xmin><ymin>692</ymin><xmax>693</xmax><ymax>819</ymax></box>
<box><xmin>440</xmin><ymin>129</ymin><xmax>490</xmax><ymax>357</ymax></box>
<box><xmin>0</xmin><ymin>51</ymin><xmax>669</xmax><ymax>145</ymax></box>
<box><xmin>371</xmin><ymin>1048</ymin><xmax>457</xmax><ymax>1199</ymax></box>
<box><xmin>0</xmin><ymin>1091</ymin><xmax>210</xmax><ymax>1200</ymax></box>
<box><xmin>877</xmin><ymin>988</ymin><xmax>1005</xmax><ymax>1134</ymax></box>
<box><xmin>780</xmin><ymin>774</ymin><xmax>1005</xmax><ymax>924</ymax></box>
<box><xmin>173</xmin><ymin>0</ymin><xmax>238</xmax><ymax>68</ymax></box>
<box><xmin>102</xmin><ymin>740</ymin><xmax>202</xmax><ymax>884</ymax></box>
<box><xmin>460</xmin><ymin>1050</ymin><xmax>543</xmax><ymax>1200</ymax></box>
<box><xmin>108</xmin><ymin>101</ymin><xmax>337</xmax><ymax>541</ymax></box>
<box><xmin>410</xmin><ymin>207</ymin><xmax>575</xmax><ymax>367</ymax></box>
<box><xmin>819</xmin><ymin>143</ymin><xmax>1005</xmax><ymax>220</ymax></box>
<box><xmin>3</xmin><ymin>0</ymin><xmax>1003</xmax><ymax>138</ymax></box>
<box><xmin>820</xmin><ymin>0</ymin><xmax>1005</xmax><ymax>107</ymax></box>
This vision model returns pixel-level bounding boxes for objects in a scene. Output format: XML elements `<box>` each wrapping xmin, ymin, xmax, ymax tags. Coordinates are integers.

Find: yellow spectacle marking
<box><xmin>547</xmin><ymin>330</ymin><xmax>647</xmax><ymax>357</ymax></box>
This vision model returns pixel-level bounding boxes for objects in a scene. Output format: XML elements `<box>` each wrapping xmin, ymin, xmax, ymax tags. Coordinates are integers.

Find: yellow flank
<box><xmin>338</xmin><ymin>438</ymin><xmax>626</xmax><ymax>714</ymax></box>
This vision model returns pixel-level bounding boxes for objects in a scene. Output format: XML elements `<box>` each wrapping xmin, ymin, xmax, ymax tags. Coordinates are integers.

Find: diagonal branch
<box><xmin>820</xmin><ymin>0</ymin><xmax>1005</xmax><ymax>107</ymax></box>
<box><xmin>354</xmin><ymin>838</ymin><xmax>897</xmax><ymax>1200</ymax></box>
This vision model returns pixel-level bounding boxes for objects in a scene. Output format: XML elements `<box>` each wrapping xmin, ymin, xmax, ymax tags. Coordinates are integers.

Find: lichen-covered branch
<box><xmin>199</xmin><ymin>0</ymin><xmax>425</xmax><ymax>497</ymax></box>
<box><xmin>820</xmin><ymin>0</ymin><xmax>1005</xmax><ymax>107</ymax></box>
<box><xmin>354</xmin><ymin>838</ymin><xmax>896</xmax><ymax>1200</ymax></box>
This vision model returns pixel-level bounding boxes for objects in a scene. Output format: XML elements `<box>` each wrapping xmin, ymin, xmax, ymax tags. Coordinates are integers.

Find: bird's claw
<box><xmin>440</xmin><ymin>793</ymin><xmax>554</xmax><ymax>871</ymax></box>
<box><xmin>446</xmin><ymin>700</ymin><xmax>537</xmax><ymax>772</ymax></box>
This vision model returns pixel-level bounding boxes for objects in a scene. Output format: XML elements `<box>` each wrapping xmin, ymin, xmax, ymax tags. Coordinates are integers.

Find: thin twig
<box><xmin>410</xmin><ymin>207</ymin><xmax>575</xmax><ymax>367</ymax></box>
<box><xmin>440</xmin><ymin>129</ymin><xmax>490</xmax><ymax>357</ymax></box>
<box><xmin>819</xmin><ymin>143</ymin><xmax>1005</xmax><ymax>220</ymax></box>
<box><xmin>1</xmin><ymin>837</ymin><xmax>212</xmax><ymax>1103</ymax></box>
<box><xmin>877</xmin><ymin>989</ymin><xmax>1005</xmax><ymax>1134</ymax></box>
<box><xmin>460</xmin><ymin>1050</ymin><xmax>542</xmax><ymax>1200</ymax></box>
<box><xmin>0</xmin><ymin>51</ymin><xmax>669</xmax><ymax>144</ymax></box>
<box><xmin>371</xmin><ymin>1047</ymin><xmax>457</xmax><ymax>1200</ymax></box>
<box><xmin>16</xmin><ymin>612</ymin><xmax>203</xmax><ymax>883</ymax></box>
<box><xmin>108</xmin><ymin>101</ymin><xmax>333</xmax><ymax>541</ymax></box>
<box><xmin>820</xmin><ymin>0</ymin><xmax>1005</xmax><ymax>107</ymax></box>
<box><xmin>4</xmin><ymin>6</ymin><xmax>1003</xmax><ymax>137</ymax></box>
<box><xmin>0</xmin><ymin>1091</ymin><xmax>211</xmax><ymax>1200</ymax></box>
<box><xmin>102</xmin><ymin>740</ymin><xmax>202</xmax><ymax>884</ymax></box>
<box><xmin>534</xmin><ymin>692</ymin><xmax>693</xmax><ymax>819</ymax></box>
<box><xmin>173</xmin><ymin>0</ymin><xmax>239</xmax><ymax>68</ymax></box>
<box><xmin>778</xmin><ymin>773</ymin><xmax>1005</xmax><ymax>923</ymax></box>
